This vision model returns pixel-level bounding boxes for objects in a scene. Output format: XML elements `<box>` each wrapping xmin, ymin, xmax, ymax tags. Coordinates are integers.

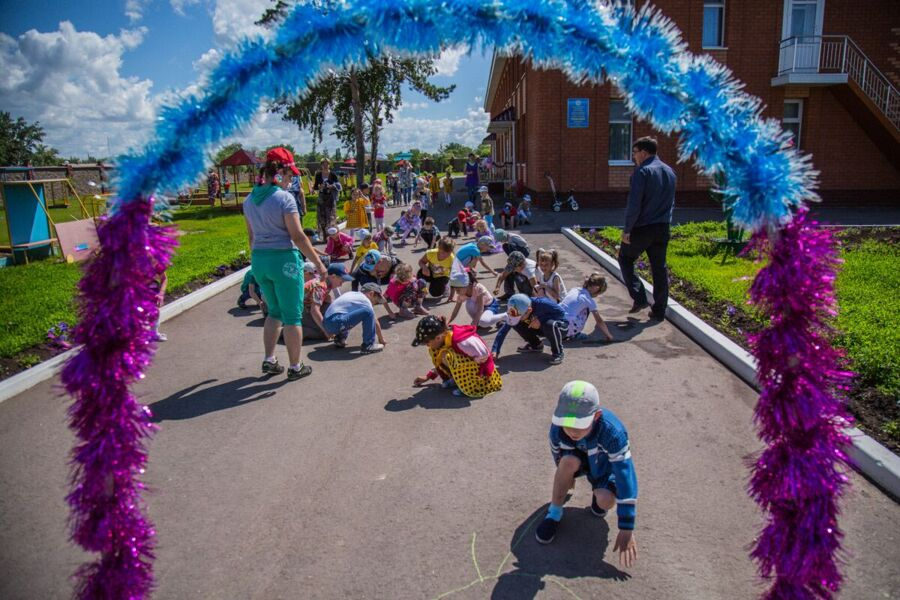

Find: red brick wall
<box><xmin>487</xmin><ymin>2</ymin><xmax>899</xmax><ymax>207</ymax></box>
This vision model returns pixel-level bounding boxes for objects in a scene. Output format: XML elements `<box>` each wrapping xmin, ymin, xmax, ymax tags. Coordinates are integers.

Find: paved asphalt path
<box><xmin>1</xmin><ymin>204</ymin><xmax>898</xmax><ymax>599</ymax></box>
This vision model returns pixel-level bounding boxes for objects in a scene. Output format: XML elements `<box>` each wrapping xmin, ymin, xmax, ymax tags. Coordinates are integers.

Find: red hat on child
<box><xmin>265</xmin><ymin>147</ymin><xmax>300</xmax><ymax>175</ymax></box>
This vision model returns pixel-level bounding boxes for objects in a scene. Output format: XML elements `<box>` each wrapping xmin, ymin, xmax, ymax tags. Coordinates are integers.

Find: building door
<box><xmin>780</xmin><ymin>0</ymin><xmax>824</xmax><ymax>73</ymax></box>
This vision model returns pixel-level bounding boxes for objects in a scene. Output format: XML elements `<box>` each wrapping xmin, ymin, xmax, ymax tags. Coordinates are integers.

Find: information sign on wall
<box><xmin>567</xmin><ymin>98</ymin><xmax>589</xmax><ymax>128</ymax></box>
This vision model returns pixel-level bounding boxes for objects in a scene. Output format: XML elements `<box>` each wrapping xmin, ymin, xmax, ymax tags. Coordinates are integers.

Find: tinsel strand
<box><xmin>747</xmin><ymin>210</ymin><xmax>853</xmax><ymax>600</ymax></box>
<box><xmin>62</xmin><ymin>198</ymin><xmax>177</xmax><ymax>599</ymax></box>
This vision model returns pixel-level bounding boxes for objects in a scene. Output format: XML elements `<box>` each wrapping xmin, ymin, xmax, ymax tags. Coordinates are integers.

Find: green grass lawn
<box><xmin>586</xmin><ymin>223</ymin><xmax>899</xmax><ymax>446</ymax></box>
<box><xmin>0</xmin><ymin>201</ymin><xmax>346</xmax><ymax>359</ymax></box>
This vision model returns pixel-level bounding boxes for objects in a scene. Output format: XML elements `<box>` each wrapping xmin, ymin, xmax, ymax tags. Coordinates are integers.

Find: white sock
<box><xmin>265</xmin><ymin>356</ymin><xmax>276</xmax><ymax>363</ymax></box>
<box><xmin>290</xmin><ymin>363</ymin><xmax>301</xmax><ymax>370</ymax></box>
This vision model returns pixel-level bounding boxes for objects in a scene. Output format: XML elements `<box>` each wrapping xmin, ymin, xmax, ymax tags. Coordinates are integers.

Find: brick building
<box><xmin>482</xmin><ymin>0</ymin><xmax>900</xmax><ymax>207</ymax></box>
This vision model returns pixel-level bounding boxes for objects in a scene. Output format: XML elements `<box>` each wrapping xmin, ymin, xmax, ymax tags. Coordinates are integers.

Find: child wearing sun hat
<box><xmin>411</xmin><ymin>315</ymin><xmax>502</xmax><ymax>398</ymax></box>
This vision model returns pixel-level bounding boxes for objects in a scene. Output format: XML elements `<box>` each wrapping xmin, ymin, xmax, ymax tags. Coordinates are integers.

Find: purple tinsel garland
<box><xmin>61</xmin><ymin>199</ymin><xmax>177</xmax><ymax>599</ymax></box>
<box><xmin>747</xmin><ymin>210</ymin><xmax>853</xmax><ymax>600</ymax></box>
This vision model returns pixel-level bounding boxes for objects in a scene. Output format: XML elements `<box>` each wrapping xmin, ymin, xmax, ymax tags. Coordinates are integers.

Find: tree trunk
<box><xmin>349</xmin><ymin>68</ymin><xmax>366</xmax><ymax>185</ymax></box>
<box><xmin>368</xmin><ymin>101</ymin><xmax>382</xmax><ymax>184</ymax></box>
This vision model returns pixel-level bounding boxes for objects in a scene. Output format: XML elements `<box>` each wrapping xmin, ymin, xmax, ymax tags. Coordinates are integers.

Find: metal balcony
<box><xmin>773</xmin><ymin>35</ymin><xmax>899</xmax><ymax>131</ymax></box>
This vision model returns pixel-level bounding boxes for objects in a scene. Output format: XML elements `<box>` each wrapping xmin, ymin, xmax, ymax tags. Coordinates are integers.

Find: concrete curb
<box><xmin>0</xmin><ymin>267</ymin><xmax>249</xmax><ymax>406</ymax></box>
<box><xmin>0</xmin><ymin>217</ymin><xmax>351</xmax><ymax>407</ymax></box>
<box><xmin>562</xmin><ymin>226</ymin><xmax>900</xmax><ymax>500</ymax></box>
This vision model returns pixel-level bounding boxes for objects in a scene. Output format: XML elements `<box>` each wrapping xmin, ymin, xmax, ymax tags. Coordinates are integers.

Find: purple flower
<box><xmin>726</xmin><ymin>304</ymin><xmax>737</xmax><ymax>317</ymax></box>
<box><xmin>588</xmin><ymin>227</ymin><xmax>597</xmax><ymax>236</ymax></box>
<box><xmin>637</xmin><ymin>260</ymin><xmax>648</xmax><ymax>270</ymax></box>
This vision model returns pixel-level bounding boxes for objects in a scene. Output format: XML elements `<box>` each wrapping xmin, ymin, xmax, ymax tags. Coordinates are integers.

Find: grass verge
<box><xmin>582</xmin><ymin>223</ymin><xmax>899</xmax><ymax>451</ymax></box>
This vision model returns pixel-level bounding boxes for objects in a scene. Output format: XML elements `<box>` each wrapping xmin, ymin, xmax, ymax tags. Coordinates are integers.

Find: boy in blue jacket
<box><xmin>536</xmin><ymin>380</ymin><xmax>639</xmax><ymax>569</ymax></box>
<box><xmin>491</xmin><ymin>293</ymin><xmax>568</xmax><ymax>364</ymax></box>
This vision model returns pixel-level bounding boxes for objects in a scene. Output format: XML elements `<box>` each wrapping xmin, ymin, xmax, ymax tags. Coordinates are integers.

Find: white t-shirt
<box><xmin>536</xmin><ymin>270</ymin><xmax>567</xmax><ymax>300</ymax></box>
<box><xmin>559</xmin><ymin>287</ymin><xmax>597</xmax><ymax>336</ymax></box>
<box><xmin>324</xmin><ymin>291</ymin><xmax>373</xmax><ymax>318</ymax></box>
<box><xmin>521</xmin><ymin>258</ymin><xmax>537</xmax><ymax>279</ymax></box>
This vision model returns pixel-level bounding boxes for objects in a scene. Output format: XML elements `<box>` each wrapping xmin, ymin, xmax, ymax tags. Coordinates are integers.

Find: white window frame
<box><xmin>702</xmin><ymin>0</ymin><xmax>727</xmax><ymax>49</ymax></box>
<box><xmin>783</xmin><ymin>99</ymin><xmax>803</xmax><ymax>147</ymax></box>
<box><xmin>608</xmin><ymin>100</ymin><xmax>634</xmax><ymax>166</ymax></box>
<box><xmin>781</xmin><ymin>0</ymin><xmax>824</xmax><ymax>41</ymax></box>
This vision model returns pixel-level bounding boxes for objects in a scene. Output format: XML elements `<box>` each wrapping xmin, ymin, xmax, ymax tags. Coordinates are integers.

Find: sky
<box><xmin>0</xmin><ymin>0</ymin><xmax>493</xmax><ymax>160</ymax></box>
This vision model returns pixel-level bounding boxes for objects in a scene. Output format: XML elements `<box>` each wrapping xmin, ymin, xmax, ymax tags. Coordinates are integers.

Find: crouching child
<box><xmin>535</xmin><ymin>380</ymin><xmax>638</xmax><ymax>570</ymax></box>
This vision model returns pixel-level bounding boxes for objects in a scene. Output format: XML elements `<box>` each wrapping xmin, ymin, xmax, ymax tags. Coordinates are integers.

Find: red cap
<box><xmin>265</xmin><ymin>147</ymin><xmax>300</xmax><ymax>175</ymax></box>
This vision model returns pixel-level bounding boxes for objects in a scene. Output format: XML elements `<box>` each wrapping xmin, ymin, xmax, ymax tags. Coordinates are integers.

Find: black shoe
<box><xmin>649</xmin><ymin>309</ymin><xmax>666</xmax><ymax>321</ymax></box>
<box><xmin>262</xmin><ymin>359</ymin><xmax>285</xmax><ymax>375</ymax></box>
<box><xmin>591</xmin><ymin>495</ymin><xmax>608</xmax><ymax>518</ymax></box>
<box><xmin>628</xmin><ymin>300</ymin><xmax>650</xmax><ymax>313</ymax></box>
<box><xmin>535</xmin><ymin>518</ymin><xmax>559</xmax><ymax>544</ymax></box>
<box><xmin>238</xmin><ymin>299</ymin><xmax>247</xmax><ymax>310</ymax></box>
<box><xmin>286</xmin><ymin>363</ymin><xmax>312</xmax><ymax>381</ymax></box>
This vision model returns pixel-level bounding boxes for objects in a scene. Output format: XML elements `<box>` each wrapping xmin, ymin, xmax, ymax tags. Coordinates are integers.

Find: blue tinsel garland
<box><xmin>115</xmin><ymin>0</ymin><xmax>818</xmax><ymax>232</ymax></box>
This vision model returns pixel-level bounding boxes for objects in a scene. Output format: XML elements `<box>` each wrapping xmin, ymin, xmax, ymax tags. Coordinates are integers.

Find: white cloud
<box><xmin>399</xmin><ymin>101</ymin><xmax>429</xmax><ymax>112</ymax></box>
<box><xmin>170</xmin><ymin>0</ymin><xmax>202</xmax><ymax>15</ymax></box>
<box><xmin>0</xmin><ymin>22</ymin><xmax>157</xmax><ymax>157</ymax></box>
<box><xmin>125</xmin><ymin>0</ymin><xmax>150</xmax><ymax>23</ymax></box>
<box><xmin>210</xmin><ymin>0</ymin><xmax>271</xmax><ymax>46</ymax></box>
<box><xmin>377</xmin><ymin>104</ymin><xmax>490</xmax><ymax>152</ymax></box>
<box><xmin>432</xmin><ymin>45</ymin><xmax>469</xmax><ymax>77</ymax></box>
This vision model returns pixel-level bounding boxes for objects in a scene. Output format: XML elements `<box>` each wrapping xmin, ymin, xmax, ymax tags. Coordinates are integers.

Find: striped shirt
<box><xmin>549</xmin><ymin>408</ymin><xmax>638</xmax><ymax>530</ymax></box>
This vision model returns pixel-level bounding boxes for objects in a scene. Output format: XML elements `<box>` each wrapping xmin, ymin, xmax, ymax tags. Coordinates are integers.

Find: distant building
<box><xmin>482</xmin><ymin>0</ymin><xmax>899</xmax><ymax>206</ymax></box>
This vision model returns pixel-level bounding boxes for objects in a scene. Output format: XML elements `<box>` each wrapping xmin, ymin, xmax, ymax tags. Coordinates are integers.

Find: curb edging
<box><xmin>0</xmin><ymin>267</ymin><xmax>249</xmax><ymax>406</ymax></box>
<box><xmin>562</xmin><ymin>227</ymin><xmax>900</xmax><ymax>500</ymax></box>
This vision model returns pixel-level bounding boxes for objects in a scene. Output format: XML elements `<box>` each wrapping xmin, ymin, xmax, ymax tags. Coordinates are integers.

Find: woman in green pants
<box><xmin>244</xmin><ymin>147</ymin><xmax>327</xmax><ymax>380</ymax></box>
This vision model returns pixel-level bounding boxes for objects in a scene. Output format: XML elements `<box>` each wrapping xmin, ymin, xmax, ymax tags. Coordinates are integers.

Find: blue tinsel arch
<box><xmin>63</xmin><ymin>1</ymin><xmax>851</xmax><ymax>599</ymax></box>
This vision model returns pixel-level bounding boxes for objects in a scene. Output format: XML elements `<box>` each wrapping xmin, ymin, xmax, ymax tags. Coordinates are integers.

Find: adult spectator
<box><xmin>464</xmin><ymin>153</ymin><xmax>480</xmax><ymax>205</ymax></box>
<box><xmin>207</xmin><ymin>170</ymin><xmax>220</xmax><ymax>206</ymax></box>
<box><xmin>398</xmin><ymin>160</ymin><xmax>414</xmax><ymax>206</ymax></box>
<box><xmin>243</xmin><ymin>147</ymin><xmax>327</xmax><ymax>381</ymax></box>
<box><xmin>313</xmin><ymin>158</ymin><xmax>341</xmax><ymax>241</ymax></box>
<box><xmin>617</xmin><ymin>137</ymin><xmax>676</xmax><ymax>321</ymax></box>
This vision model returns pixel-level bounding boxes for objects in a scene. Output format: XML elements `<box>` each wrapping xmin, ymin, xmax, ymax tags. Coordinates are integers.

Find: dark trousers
<box><xmin>514</xmin><ymin>319</ymin><xmax>567</xmax><ymax>358</ymax></box>
<box><xmin>417</xmin><ymin>269</ymin><xmax>449</xmax><ymax>297</ymax></box>
<box><xmin>500</xmin><ymin>272</ymin><xmax>534</xmax><ymax>300</ymax></box>
<box><xmin>447</xmin><ymin>219</ymin><xmax>461</xmax><ymax>237</ymax></box>
<box><xmin>502</xmin><ymin>242</ymin><xmax>529</xmax><ymax>258</ymax></box>
<box><xmin>617</xmin><ymin>223</ymin><xmax>670</xmax><ymax>315</ymax></box>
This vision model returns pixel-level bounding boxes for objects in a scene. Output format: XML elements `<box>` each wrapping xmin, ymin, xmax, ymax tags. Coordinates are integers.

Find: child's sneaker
<box><xmin>153</xmin><ymin>331</ymin><xmax>168</xmax><ymax>342</ymax></box>
<box><xmin>262</xmin><ymin>358</ymin><xmax>285</xmax><ymax>375</ymax></box>
<box><xmin>361</xmin><ymin>342</ymin><xmax>384</xmax><ymax>354</ymax></box>
<box><xmin>591</xmin><ymin>495</ymin><xmax>608</xmax><ymax>518</ymax></box>
<box><xmin>440</xmin><ymin>378</ymin><xmax>456</xmax><ymax>389</ymax></box>
<box><xmin>549</xmin><ymin>354</ymin><xmax>564</xmax><ymax>365</ymax></box>
<box><xmin>333</xmin><ymin>333</ymin><xmax>348</xmax><ymax>348</ymax></box>
<box><xmin>535</xmin><ymin>518</ymin><xmax>559</xmax><ymax>544</ymax></box>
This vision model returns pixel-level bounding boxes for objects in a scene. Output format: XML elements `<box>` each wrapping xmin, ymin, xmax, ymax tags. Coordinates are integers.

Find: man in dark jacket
<box><xmin>618</xmin><ymin>137</ymin><xmax>676</xmax><ymax>321</ymax></box>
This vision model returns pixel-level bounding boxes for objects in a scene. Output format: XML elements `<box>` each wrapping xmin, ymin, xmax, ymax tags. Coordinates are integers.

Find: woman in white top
<box><xmin>447</xmin><ymin>269</ymin><xmax>507</xmax><ymax>328</ymax></box>
<box><xmin>534</xmin><ymin>248</ymin><xmax>567</xmax><ymax>302</ymax></box>
<box><xmin>559</xmin><ymin>272</ymin><xmax>614</xmax><ymax>341</ymax></box>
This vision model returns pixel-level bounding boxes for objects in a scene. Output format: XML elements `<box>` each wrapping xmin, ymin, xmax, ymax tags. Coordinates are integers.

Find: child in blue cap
<box><xmin>491</xmin><ymin>293</ymin><xmax>568</xmax><ymax>365</ymax></box>
<box><xmin>535</xmin><ymin>380</ymin><xmax>638</xmax><ymax>569</ymax></box>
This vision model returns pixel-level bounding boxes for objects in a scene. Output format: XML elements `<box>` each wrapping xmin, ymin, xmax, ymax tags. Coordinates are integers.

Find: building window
<box><xmin>783</xmin><ymin>100</ymin><xmax>803</xmax><ymax>147</ymax></box>
<box><xmin>703</xmin><ymin>0</ymin><xmax>725</xmax><ymax>48</ymax></box>
<box><xmin>608</xmin><ymin>100</ymin><xmax>633</xmax><ymax>163</ymax></box>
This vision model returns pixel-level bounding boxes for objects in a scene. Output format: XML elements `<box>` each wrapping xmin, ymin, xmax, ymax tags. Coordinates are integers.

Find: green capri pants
<box><xmin>251</xmin><ymin>249</ymin><xmax>305</xmax><ymax>326</ymax></box>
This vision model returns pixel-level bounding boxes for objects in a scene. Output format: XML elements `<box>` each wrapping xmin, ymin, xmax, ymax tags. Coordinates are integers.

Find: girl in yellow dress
<box><xmin>412</xmin><ymin>315</ymin><xmax>502</xmax><ymax>398</ymax></box>
<box><xmin>344</xmin><ymin>188</ymin><xmax>370</xmax><ymax>236</ymax></box>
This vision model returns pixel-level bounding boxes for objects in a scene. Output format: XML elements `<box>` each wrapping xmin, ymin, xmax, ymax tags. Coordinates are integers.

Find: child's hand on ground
<box><xmin>613</xmin><ymin>530</ymin><xmax>637</xmax><ymax>568</ymax></box>
<box><xmin>413</xmin><ymin>376</ymin><xmax>428</xmax><ymax>387</ymax></box>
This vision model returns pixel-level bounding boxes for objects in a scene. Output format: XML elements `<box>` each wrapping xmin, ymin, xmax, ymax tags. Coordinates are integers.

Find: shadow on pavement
<box><xmin>384</xmin><ymin>385</ymin><xmax>475</xmax><ymax>411</ymax></box>
<box><xmin>569</xmin><ymin>319</ymin><xmax>657</xmax><ymax>345</ymax></box>
<box><xmin>495</xmin><ymin>352</ymin><xmax>553</xmax><ymax>373</ymax></box>
<box><xmin>492</xmin><ymin>505</ymin><xmax>629</xmax><ymax>599</ymax></box>
<box><xmin>148</xmin><ymin>377</ymin><xmax>288</xmax><ymax>422</ymax></box>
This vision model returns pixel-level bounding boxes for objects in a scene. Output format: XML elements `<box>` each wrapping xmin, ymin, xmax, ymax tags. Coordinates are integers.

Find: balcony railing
<box><xmin>778</xmin><ymin>35</ymin><xmax>899</xmax><ymax>131</ymax></box>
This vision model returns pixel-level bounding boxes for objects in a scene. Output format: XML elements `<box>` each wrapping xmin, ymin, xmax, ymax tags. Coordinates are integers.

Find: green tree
<box><xmin>259</xmin><ymin>2</ymin><xmax>455</xmax><ymax>183</ymax></box>
<box><xmin>0</xmin><ymin>112</ymin><xmax>47</xmax><ymax>166</ymax></box>
<box><xmin>30</xmin><ymin>144</ymin><xmax>63</xmax><ymax>166</ymax></box>
<box><xmin>212</xmin><ymin>142</ymin><xmax>244</xmax><ymax>165</ymax></box>
<box><xmin>265</xmin><ymin>143</ymin><xmax>296</xmax><ymax>158</ymax></box>
<box><xmin>333</xmin><ymin>147</ymin><xmax>343</xmax><ymax>161</ymax></box>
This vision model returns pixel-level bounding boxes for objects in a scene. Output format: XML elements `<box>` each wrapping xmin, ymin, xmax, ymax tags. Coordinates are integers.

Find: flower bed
<box><xmin>578</xmin><ymin>223</ymin><xmax>899</xmax><ymax>452</ymax></box>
